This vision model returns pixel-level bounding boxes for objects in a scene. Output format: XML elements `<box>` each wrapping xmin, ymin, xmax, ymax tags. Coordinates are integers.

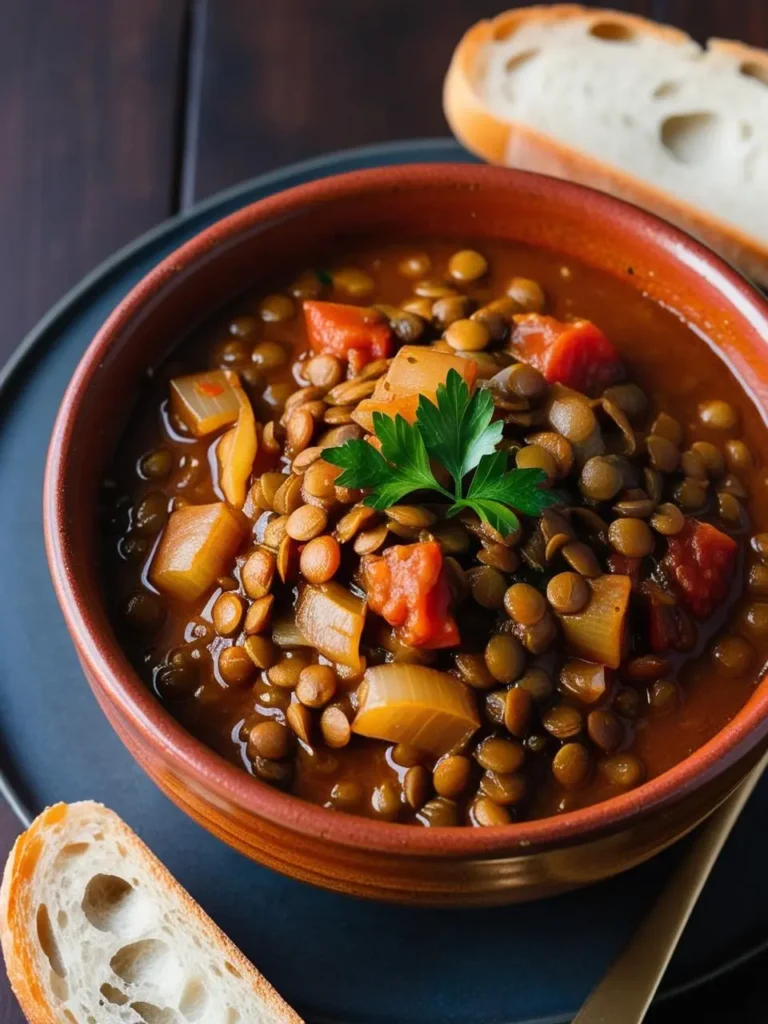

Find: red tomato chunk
<box><xmin>303</xmin><ymin>301</ymin><xmax>392</xmax><ymax>366</ymax></box>
<box><xmin>663</xmin><ymin>520</ymin><xmax>737</xmax><ymax>619</ymax></box>
<box><xmin>362</xmin><ymin>541</ymin><xmax>459</xmax><ymax>649</ymax></box>
<box><xmin>509</xmin><ymin>314</ymin><xmax>623</xmax><ymax>394</ymax></box>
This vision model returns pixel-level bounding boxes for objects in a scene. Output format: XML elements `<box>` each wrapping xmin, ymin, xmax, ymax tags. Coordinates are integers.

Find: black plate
<box><xmin>1</xmin><ymin>139</ymin><xmax>766</xmax><ymax>1024</ymax></box>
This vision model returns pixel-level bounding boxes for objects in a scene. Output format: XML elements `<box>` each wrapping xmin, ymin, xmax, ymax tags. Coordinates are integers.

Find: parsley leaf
<box><xmin>449</xmin><ymin>450</ymin><xmax>560</xmax><ymax>534</ymax></box>
<box><xmin>323</xmin><ymin>413</ymin><xmax>447</xmax><ymax>511</ymax></box>
<box><xmin>323</xmin><ymin>369</ymin><xmax>558</xmax><ymax>529</ymax></box>
<box><xmin>416</xmin><ymin>370</ymin><xmax>502</xmax><ymax>494</ymax></box>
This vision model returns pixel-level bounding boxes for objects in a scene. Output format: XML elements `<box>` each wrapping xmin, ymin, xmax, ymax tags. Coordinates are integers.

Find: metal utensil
<box><xmin>573</xmin><ymin>748</ymin><xmax>768</xmax><ymax>1024</ymax></box>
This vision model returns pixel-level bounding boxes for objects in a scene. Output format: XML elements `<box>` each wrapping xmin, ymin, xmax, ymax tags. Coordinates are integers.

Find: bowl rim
<box><xmin>44</xmin><ymin>162</ymin><xmax>768</xmax><ymax>858</ymax></box>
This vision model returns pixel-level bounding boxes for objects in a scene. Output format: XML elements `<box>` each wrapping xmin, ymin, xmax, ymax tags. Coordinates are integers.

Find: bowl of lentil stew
<box><xmin>45</xmin><ymin>164</ymin><xmax>768</xmax><ymax>904</ymax></box>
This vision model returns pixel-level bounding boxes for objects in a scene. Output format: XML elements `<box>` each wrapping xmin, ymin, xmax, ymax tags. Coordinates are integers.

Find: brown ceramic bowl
<box><xmin>45</xmin><ymin>164</ymin><xmax>768</xmax><ymax>906</ymax></box>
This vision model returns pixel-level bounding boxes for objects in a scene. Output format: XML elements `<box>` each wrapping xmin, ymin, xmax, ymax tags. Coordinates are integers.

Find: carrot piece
<box><xmin>662</xmin><ymin>519</ymin><xmax>737</xmax><ymax>618</ymax></box>
<box><xmin>352</xmin><ymin>346</ymin><xmax>477</xmax><ymax>431</ymax></box>
<box><xmin>352</xmin><ymin>395</ymin><xmax>420</xmax><ymax>433</ymax></box>
<box><xmin>303</xmin><ymin>301</ymin><xmax>392</xmax><ymax>365</ymax></box>
<box><xmin>362</xmin><ymin>541</ymin><xmax>459</xmax><ymax>649</ymax></box>
<box><xmin>509</xmin><ymin>314</ymin><xmax>623</xmax><ymax>394</ymax></box>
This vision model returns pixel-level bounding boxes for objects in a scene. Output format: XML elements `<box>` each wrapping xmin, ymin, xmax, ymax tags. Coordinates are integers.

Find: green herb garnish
<box><xmin>323</xmin><ymin>369</ymin><xmax>559</xmax><ymax>535</ymax></box>
<box><xmin>315</xmin><ymin>267</ymin><xmax>333</xmax><ymax>287</ymax></box>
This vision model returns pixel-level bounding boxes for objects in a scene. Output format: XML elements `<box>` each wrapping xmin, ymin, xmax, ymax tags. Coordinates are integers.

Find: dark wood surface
<box><xmin>1</xmin><ymin>1</ymin><xmax>767</xmax><ymax>1020</ymax></box>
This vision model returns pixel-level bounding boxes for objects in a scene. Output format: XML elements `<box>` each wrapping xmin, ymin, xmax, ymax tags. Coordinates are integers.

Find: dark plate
<box><xmin>0</xmin><ymin>139</ymin><xmax>766</xmax><ymax>1024</ymax></box>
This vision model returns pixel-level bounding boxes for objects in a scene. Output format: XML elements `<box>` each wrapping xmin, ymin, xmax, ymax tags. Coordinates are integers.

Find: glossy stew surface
<box><xmin>102</xmin><ymin>240</ymin><xmax>768</xmax><ymax>826</ymax></box>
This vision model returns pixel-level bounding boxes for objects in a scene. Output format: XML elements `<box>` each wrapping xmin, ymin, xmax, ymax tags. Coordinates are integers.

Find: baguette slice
<box><xmin>0</xmin><ymin>802</ymin><xmax>303</xmax><ymax>1024</ymax></box>
<box><xmin>444</xmin><ymin>5</ymin><xmax>768</xmax><ymax>286</ymax></box>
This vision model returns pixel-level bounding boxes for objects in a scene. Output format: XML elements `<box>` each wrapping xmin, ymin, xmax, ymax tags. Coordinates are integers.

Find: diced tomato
<box><xmin>508</xmin><ymin>314</ymin><xmax>623</xmax><ymax>394</ymax></box>
<box><xmin>303</xmin><ymin>301</ymin><xmax>392</xmax><ymax>367</ymax></box>
<box><xmin>639</xmin><ymin>581</ymin><xmax>697</xmax><ymax>653</ymax></box>
<box><xmin>362</xmin><ymin>541</ymin><xmax>459</xmax><ymax>649</ymax></box>
<box><xmin>607</xmin><ymin>552</ymin><xmax>642</xmax><ymax>583</ymax></box>
<box><xmin>662</xmin><ymin>519</ymin><xmax>737</xmax><ymax>619</ymax></box>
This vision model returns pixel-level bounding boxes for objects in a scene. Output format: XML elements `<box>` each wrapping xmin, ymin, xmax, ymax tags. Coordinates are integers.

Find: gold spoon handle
<box><xmin>573</xmin><ymin>749</ymin><xmax>768</xmax><ymax>1024</ymax></box>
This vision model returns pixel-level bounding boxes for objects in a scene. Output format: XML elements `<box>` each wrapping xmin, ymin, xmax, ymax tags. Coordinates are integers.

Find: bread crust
<box><xmin>0</xmin><ymin>802</ymin><xmax>303</xmax><ymax>1024</ymax></box>
<box><xmin>443</xmin><ymin>5</ymin><xmax>768</xmax><ymax>288</ymax></box>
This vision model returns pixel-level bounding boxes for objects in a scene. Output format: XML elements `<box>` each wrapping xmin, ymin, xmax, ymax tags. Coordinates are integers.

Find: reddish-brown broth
<box><xmin>103</xmin><ymin>239</ymin><xmax>768</xmax><ymax>823</ymax></box>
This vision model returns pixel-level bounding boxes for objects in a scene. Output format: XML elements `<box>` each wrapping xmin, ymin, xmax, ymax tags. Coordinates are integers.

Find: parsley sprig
<box><xmin>323</xmin><ymin>369</ymin><xmax>559</xmax><ymax>535</ymax></box>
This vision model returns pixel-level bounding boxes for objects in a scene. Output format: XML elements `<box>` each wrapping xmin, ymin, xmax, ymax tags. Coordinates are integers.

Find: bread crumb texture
<box><xmin>479</xmin><ymin>10</ymin><xmax>768</xmax><ymax>241</ymax></box>
<box><xmin>1</xmin><ymin>802</ymin><xmax>300</xmax><ymax>1023</ymax></box>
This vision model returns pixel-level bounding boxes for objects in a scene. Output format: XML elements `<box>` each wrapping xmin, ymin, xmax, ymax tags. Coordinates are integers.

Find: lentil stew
<box><xmin>102</xmin><ymin>240</ymin><xmax>768</xmax><ymax>827</ymax></box>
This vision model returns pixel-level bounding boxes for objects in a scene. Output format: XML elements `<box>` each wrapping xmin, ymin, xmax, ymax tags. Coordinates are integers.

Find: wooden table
<box><xmin>0</xmin><ymin>1</ymin><xmax>765</xmax><ymax>1020</ymax></box>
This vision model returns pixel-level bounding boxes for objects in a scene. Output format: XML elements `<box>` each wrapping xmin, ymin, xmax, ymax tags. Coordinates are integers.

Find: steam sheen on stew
<box><xmin>102</xmin><ymin>241</ymin><xmax>768</xmax><ymax>826</ymax></box>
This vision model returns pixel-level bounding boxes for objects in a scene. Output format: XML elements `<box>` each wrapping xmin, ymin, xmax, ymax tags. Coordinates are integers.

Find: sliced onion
<box><xmin>272</xmin><ymin>613</ymin><xmax>310</xmax><ymax>648</ymax></box>
<box><xmin>218</xmin><ymin>382</ymin><xmax>258</xmax><ymax>509</ymax></box>
<box><xmin>352</xmin><ymin>663</ymin><xmax>480</xmax><ymax>757</ymax></box>
<box><xmin>295</xmin><ymin>582</ymin><xmax>366</xmax><ymax>670</ymax></box>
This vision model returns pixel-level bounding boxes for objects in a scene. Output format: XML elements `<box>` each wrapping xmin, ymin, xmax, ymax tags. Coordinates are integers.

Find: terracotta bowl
<box><xmin>45</xmin><ymin>164</ymin><xmax>768</xmax><ymax>906</ymax></box>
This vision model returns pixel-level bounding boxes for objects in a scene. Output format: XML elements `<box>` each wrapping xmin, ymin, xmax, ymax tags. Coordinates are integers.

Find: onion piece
<box><xmin>170</xmin><ymin>370</ymin><xmax>241</xmax><ymax>438</ymax></box>
<box><xmin>352</xmin><ymin>663</ymin><xmax>480</xmax><ymax>757</ymax></box>
<box><xmin>296</xmin><ymin>582</ymin><xmax>366</xmax><ymax>670</ymax></box>
<box><xmin>559</xmin><ymin>659</ymin><xmax>611</xmax><ymax>705</ymax></box>
<box><xmin>218</xmin><ymin>380</ymin><xmax>258</xmax><ymax>509</ymax></box>
<box><xmin>271</xmin><ymin>613</ymin><xmax>310</xmax><ymax>648</ymax></box>
<box><xmin>557</xmin><ymin>574</ymin><xmax>631</xmax><ymax>669</ymax></box>
<box><xmin>150</xmin><ymin>502</ymin><xmax>247</xmax><ymax>601</ymax></box>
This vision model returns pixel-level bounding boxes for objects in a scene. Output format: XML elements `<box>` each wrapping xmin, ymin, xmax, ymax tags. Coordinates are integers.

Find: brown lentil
<box><xmin>484</xmin><ymin>633</ymin><xmax>526</xmax><ymax>684</ymax></box>
<box><xmin>547</xmin><ymin>572</ymin><xmax>589</xmax><ymax>614</ymax></box>
<box><xmin>268</xmin><ymin>653</ymin><xmax>309</xmax><ymax>689</ymax></box>
<box><xmin>542</xmin><ymin>704</ymin><xmax>583</xmax><ymax>740</ymax></box>
<box><xmin>712</xmin><ymin>634</ymin><xmax>754</xmax><ymax>676</ymax></box>
<box><xmin>250</xmin><ymin>721</ymin><xmax>292</xmax><ymax>763</ymax></box>
<box><xmin>608</xmin><ymin>517</ymin><xmax>654</xmax><ymax>557</ymax></box>
<box><xmin>418</xmin><ymin>798</ymin><xmax>459</xmax><ymax>827</ymax></box>
<box><xmin>586</xmin><ymin>709</ymin><xmax>623</xmax><ymax>752</ymax></box>
<box><xmin>480</xmin><ymin>771</ymin><xmax>527</xmax><ymax>806</ymax></box>
<box><xmin>475</xmin><ymin>736</ymin><xmax>525</xmax><ymax>774</ymax></box>
<box><xmin>445</xmin><ymin>318</ymin><xmax>491</xmax><ymax>352</ymax></box>
<box><xmin>433</xmin><ymin>755</ymin><xmax>473</xmax><ymax>799</ymax></box>
<box><xmin>321</xmin><ymin>706</ymin><xmax>352</xmax><ymax>748</ymax></box>
<box><xmin>244</xmin><ymin>635</ymin><xmax>277</xmax><ymax>670</ymax></box>
<box><xmin>449</xmin><ymin>249</ymin><xmax>488</xmax><ymax>282</ymax></box>
<box><xmin>218</xmin><ymin>646</ymin><xmax>256</xmax><ymax>686</ymax></box>
<box><xmin>551</xmin><ymin>743</ymin><xmax>591</xmax><ymax>788</ymax></box>
<box><xmin>699</xmin><ymin>399</ymin><xmax>738</xmax><ymax>431</ymax></box>
<box><xmin>599</xmin><ymin>753</ymin><xmax>645</xmax><ymax>789</ymax></box>
<box><xmin>212</xmin><ymin>592</ymin><xmax>244</xmax><ymax>637</ymax></box>
<box><xmin>296</xmin><ymin>664</ymin><xmax>337</xmax><ymax>708</ymax></box>
<box><xmin>454</xmin><ymin>653</ymin><xmax>496</xmax><ymax>690</ymax></box>
<box><xmin>472</xmin><ymin>796</ymin><xmax>512</xmax><ymax>826</ymax></box>
<box><xmin>403</xmin><ymin>766</ymin><xmax>430</xmax><ymax>809</ymax></box>
<box><xmin>468</xmin><ymin>566</ymin><xmax>508</xmax><ymax>610</ymax></box>
<box><xmin>506</xmin><ymin>277</ymin><xmax>545</xmax><ymax>311</ymax></box>
<box><xmin>504</xmin><ymin>583</ymin><xmax>546</xmax><ymax>626</ymax></box>
<box><xmin>650</xmin><ymin>502</ymin><xmax>685</xmax><ymax>536</ymax></box>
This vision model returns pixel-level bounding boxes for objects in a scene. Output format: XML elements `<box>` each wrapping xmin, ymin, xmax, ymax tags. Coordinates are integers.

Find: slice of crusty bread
<box><xmin>0</xmin><ymin>802</ymin><xmax>302</xmax><ymax>1024</ymax></box>
<box><xmin>444</xmin><ymin>5</ymin><xmax>768</xmax><ymax>286</ymax></box>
